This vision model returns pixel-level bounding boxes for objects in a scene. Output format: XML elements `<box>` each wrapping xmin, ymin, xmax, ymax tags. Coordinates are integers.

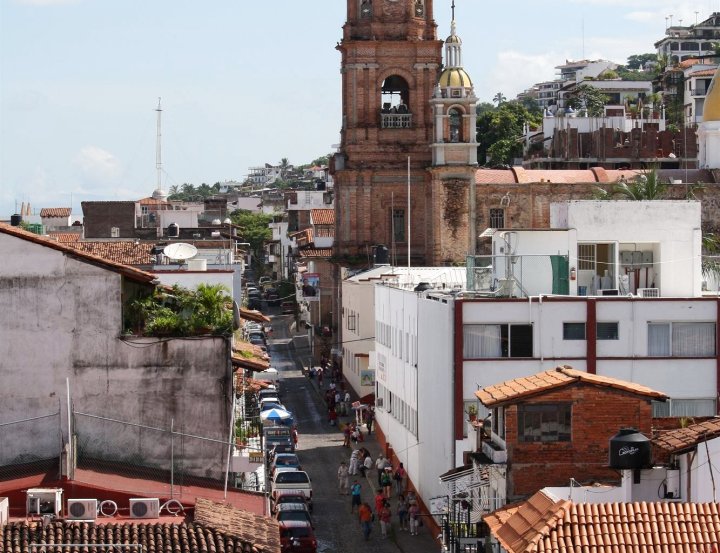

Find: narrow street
<box><xmin>264</xmin><ymin>309</ymin><xmax>439</xmax><ymax>553</ymax></box>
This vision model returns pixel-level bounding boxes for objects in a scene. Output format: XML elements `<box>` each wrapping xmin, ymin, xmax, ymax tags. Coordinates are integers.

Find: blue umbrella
<box><xmin>261</xmin><ymin>407</ymin><xmax>293</xmax><ymax>423</ymax></box>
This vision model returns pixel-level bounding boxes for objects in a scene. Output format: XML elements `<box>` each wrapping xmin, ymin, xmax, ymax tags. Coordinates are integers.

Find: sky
<box><xmin>1</xmin><ymin>0</ymin><xmax>719</xmax><ymax>217</ymax></box>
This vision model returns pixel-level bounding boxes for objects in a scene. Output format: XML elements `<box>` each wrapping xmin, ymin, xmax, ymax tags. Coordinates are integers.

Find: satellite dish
<box><xmin>163</xmin><ymin>242</ymin><xmax>198</xmax><ymax>261</ymax></box>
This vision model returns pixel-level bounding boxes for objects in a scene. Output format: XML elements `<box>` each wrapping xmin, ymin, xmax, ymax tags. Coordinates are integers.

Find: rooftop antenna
<box><xmin>582</xmin><ymin>16</ymin><xmax>585</xmax><ymax>59</ymax></box>
<box><xmin>151</xmin><ymin>98</ymin><xmax>168</xmax><ymax>201</ymax></box>
<box><xmin>695</xmin><ymin>11</ymin><xmax>699</xmax><ymax>25</ymax></box>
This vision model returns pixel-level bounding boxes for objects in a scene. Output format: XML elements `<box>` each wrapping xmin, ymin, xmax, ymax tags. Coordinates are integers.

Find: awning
<box><xmin>240</xmin><ymin>308</ymin><xmax>271</xmax><ymax>323</ymax></box>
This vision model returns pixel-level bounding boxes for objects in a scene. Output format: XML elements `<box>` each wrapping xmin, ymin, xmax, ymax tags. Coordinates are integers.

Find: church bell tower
<box><xmin>332</xmin><ymin>0</ymin><xmax>443</xmax><ymax>265</ymax></box>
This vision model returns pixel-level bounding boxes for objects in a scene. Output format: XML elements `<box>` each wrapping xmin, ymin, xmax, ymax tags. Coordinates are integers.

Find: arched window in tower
<box><xmin>449</xmin><ymin>108</ymin><xmax>463</xmax><ymax>143</ymax></box>
<box><xmin>414</xmin><ymin>0</ymin><xmax>425</xmax><ymax>17</ymax></box>
<box><xmin>359</xmin><ymin>0</ymin><xmax>372</xmax><ymax>18</ymax></box>
<box><xmin>381</xmin><ymin>75</ymin><xmax>411</xmax><ymax>129</ymax></box>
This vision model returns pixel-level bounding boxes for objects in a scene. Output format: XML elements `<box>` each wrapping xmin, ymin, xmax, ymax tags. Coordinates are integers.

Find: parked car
<box><xmin>278</xmin><ymin>520</ymin><xmax>317</xmax><ymax>553</ymax></box>
<box><xmin>272</xmin><ymin>492</ymin><xmax>311</xmax><ymax>514</ymax></box>
<box><xmin>281</xmin><ymin>301</ymin><xmax>296</xmax><ymax>315</ymax></box>
<box><xmin>259</xmin><ymin>276</ymin><xmax>272</xmax><ymax>285</ymax></box>
<box><xmin>248</xmin><ymin>331</ymin><xmax>266</xmax><ymax>344</ymax></box>
<box><xmin>249</xmin><ymin>335</ymin><xmax>266</xmax><ymax>347</ymax></box>
<box><xmin>247</xmin><ymin>298</ymin><xmax>262</xmax><ymax>311</ymax></box>
<box><xmin>274</xmin><ymin>503</ymin><xmax>313</xmax><ymax>526</ymax></box>
<box><xmin>270</xmin><ymin>453</ymin><xmax>302</xmax><ymax>476</ymax></box>
<box><xmin>266</xmin><ymin>289</ymin><xmax>281</xmax><ymax>306</ymax></box>
<box><xmin>271</xmin><ymin>471</ymin><xmax>312</xmax><ymax>509</ymax></box>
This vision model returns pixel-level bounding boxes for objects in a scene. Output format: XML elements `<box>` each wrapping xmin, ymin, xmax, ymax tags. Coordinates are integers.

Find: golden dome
<box><xmin>438</xmin><ymin>67</ymin><xmax>473</xmax><ymax>88</ymax></box>
<box><xmin>704</xmin><ymin>65</ymin><xmax>720</xmax><ymax>122</ymax></box>
<box><xmin>445</xmin><ymin>34</ymin><xmax>462</xmax><ymax>44</ymax></box>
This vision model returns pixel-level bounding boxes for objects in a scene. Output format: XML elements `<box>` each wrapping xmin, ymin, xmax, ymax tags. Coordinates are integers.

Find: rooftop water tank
<box><xmin>167</xmin><ymin>223</ymin><xmax>180</xmax><ymax>238</ymax></box>
<box><xmin>609</xmin><ymin>428</ymin><xmax>651</xmax><ymax>470</ymax></box>
<box><xmin>10</xmin><ymin>214</ymin><xmax>22</xmax><ymax>227</ymax></box>
<box><xmin>374</xmin><ymin>244</ymin><xmax>389</xmax><ymax>265</ymax></box>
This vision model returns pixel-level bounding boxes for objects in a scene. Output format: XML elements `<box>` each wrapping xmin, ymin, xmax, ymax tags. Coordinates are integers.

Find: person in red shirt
<box><xmin>358</xmin><ymin>502</ymin><xmax>373</xmax><ymax>540</ymax></box>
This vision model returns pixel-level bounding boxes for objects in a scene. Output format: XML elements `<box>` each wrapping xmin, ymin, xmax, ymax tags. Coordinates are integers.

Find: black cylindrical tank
<box><xmin>10</xmin><ymin>214</ymin><xmax>22</xmax><ymax>226</ymax></box>
<box><xmin>374</xmin><ymin>244</ymin><xmax>389</xmax><ymax>265</ymax></box>
<box><xmin>609</xmin><ymin>428</ymin><xmax>651</xmax><ymax>470</ymax></box>
<box><xmin>167</xmin><ymin>223</ymin><xmax>180</xmax><ymax>238</ymax></box>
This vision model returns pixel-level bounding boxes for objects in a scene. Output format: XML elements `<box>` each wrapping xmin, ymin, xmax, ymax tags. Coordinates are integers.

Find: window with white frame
<box><xmin>648</xmin><ymin>322</ymin><xmax>715</xmax><ymax>357</ymax></box>
<box><xmin>652</xmin><ymin>398</ymin><xmax>717</xmax><ymax>417</ymax></box>
<box><xmin>518</xmin><ymin>403</ymin><xmax>571</xmax><ymax>443</ymax></box>
<box><xmin>463</xmin><ymin>324</ymin><xmax>533</xmax><ymax>358</ymax></box>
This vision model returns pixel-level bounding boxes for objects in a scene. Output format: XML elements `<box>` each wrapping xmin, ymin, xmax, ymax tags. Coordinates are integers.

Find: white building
<box><xmin>655</xmin><ymin>12</ymin><xmax>720</xmax><ymax>64</ymax></box>
<box><xmin>372</xmin><ymin>200</ymin><xmax>716</xmax><ymax>517</ymax></box>
<box><xmin>698</xmin><ymin>65</ymin><xmax>720</xmax><ymax>168</ymax></box>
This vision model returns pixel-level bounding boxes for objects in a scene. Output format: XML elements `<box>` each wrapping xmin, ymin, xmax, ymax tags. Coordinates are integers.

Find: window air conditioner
<box><xmin>638</xmin><ymin>288</ymin><xmax>660</xmax><ymax>298</ymax></box>
<box><xmin>129</xmin><ymin>498</ymin><xmax>160</xmax><ymax>519</ymax></box>
<box><xmin>26</xmin><ymin>488</ymin><xmax>63</xmax><ymax>517</ymax></box>
<box><xmin>599</xmin><ymin>289</ymin><xmax>619</xmax><ymax>296</ymax></box>
<box><xmin>66</xmin><ymin>499</ymin><xmax>98</xmax><ymax>521</ymax></box>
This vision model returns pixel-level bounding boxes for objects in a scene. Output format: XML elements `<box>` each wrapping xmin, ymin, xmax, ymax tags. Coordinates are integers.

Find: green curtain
<box><xmin>551</xmin><ymin>255</ymin><xmax>569</xmax><ymax>295</ymax></box>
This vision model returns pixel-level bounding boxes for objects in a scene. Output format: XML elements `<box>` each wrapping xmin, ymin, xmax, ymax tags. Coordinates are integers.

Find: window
<box><xmin>518</xmin><ymin>404</ymin><xmax>571</xmax><ymax>443</ymax></box>
<box><xmin>392</xmin><ymin>209</ymin><xmax>405</xmax><ymax>243</ymax></box>
<box><xmin>597</xmin><ymin>322</ymin><xmax>619</xmax><ymax>340</ymax></box>
<box><xmin>449</xmin><ymin>108</ymin><xmax>462</xmax><ymax>142</ymax></box>
<box><xmin>489</xmin><ymin>208</ymin><xmax>505</xmax><ymax>229</ymax></box>
<box><xmin>463</xmin><ymin>324</ymin><xmax>533</xmax><ymax>358</ymax></box>
<box><xmin>652</xmin><ymin>398</ymin><xmax>717</xmax><ymax>417</ymax></box>
<box><xmin>359</xmin><ymin>0</ymin><xmax>371</xmax><ymax>18</ymax></box>
<box><xmin>648</xmin><ymin>322</ymin><xmax>716</xmax><ymax>357</ymax></box>
<box><xmin>563</xmin><ymin>322</ymin><xmax>586</xmax><ymax>340</ymax></box>
<box><xmin>414</xmin><ymin>0</ymin><xmax>424</xmax><ymax>17</ymax></box>
<box><xmin>577</xmin><ymin>244</ymin><xmax>595</xmax><ymax>271</ymax></box>
<box><xmin>492</xmin><ymin>406</ymin><xmax>505</xmax><ymax>440</ymax></box>
<box><xmin>110</xmin><ymin>227</ymin><xmax>120</xmax><ymax>238</ymax></box>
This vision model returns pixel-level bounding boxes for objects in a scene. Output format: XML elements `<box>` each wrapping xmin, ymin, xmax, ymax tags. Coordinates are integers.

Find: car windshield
<box><xmin>275</xmin><ymin>456</ymin><xmax>299</xmax><ymax>466</ymax></box>
<box><xmin>278</xmin><ymin>512</ymin><xmax>311</xmax><ymax>523</ymax></box>
<box><xmin>275</xmin><ymin>472</ymin><xmax>309</xmax><ymax>484</ymax></box>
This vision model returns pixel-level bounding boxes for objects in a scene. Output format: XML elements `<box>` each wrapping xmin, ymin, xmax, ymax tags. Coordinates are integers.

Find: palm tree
<box><xmin>279</xmin><ymin>158</ymin><xmax>291</xmax><ymax>179</ymax></box>
<box><xmin>169</xmin><ymin>184</ymin><xmax>180</xmax><ymax>196</ymax></box>
<box><xmin>612</xmin><ymin>169</ymin><xmax>667</xmax><ymax>200</ymax></box>
<box><xmin>493</xmin><ymin>92</ymin><xmax>506</xmax><ymax>106</ymax></box>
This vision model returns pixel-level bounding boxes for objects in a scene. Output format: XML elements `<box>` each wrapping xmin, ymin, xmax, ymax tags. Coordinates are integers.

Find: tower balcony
<box><xmin>381</xmin><ymin>113</ymin><xmax>413</xmax><ymax>129</ymax></box>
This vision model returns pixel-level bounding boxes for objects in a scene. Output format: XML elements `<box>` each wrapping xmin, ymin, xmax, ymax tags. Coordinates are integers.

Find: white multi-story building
<box><xmin>655</xmin><ymin>12</ymin><xmax>720</xmax><ymax>64</ymax></box>
<box><xmin>372</xmin><ymin>199</ymin><xmax>716</xmax><ymax>517</ymax></box>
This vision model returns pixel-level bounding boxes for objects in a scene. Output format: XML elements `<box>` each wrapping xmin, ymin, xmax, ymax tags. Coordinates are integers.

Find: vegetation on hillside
<box><xmin>476</xmin><ymin>100</ymin><xmax>542</xmax><ymax>166</ymax></box>
<box><xmin>167</xmin><ymin>183</ymin><xmax>221</xmax><ymax>201</ymax></box>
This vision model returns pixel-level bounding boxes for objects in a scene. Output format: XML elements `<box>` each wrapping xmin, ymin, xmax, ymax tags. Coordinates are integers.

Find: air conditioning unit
<box><xmin>599</xmin><ymin>289</ymin><xmax>619</xmax><ymax>296</ymax></box>
<box><xmin>638</xmin><ymin>288</ymin><xmax>660</xmax><ymax>298</ymax></box>
<box><xmin>26</xmin><ymin>488</ymin><xmax>63</xmax><ymax>517</ymax></box>
<box><xmin>66</xmin><ymin>499</ymin><xmax>97</xmax><ymax>521</ymax></box>
<box><xmin>130</xmin><ymin>498</ymin><xmax>160</xmax><ymax>519</ymax></box>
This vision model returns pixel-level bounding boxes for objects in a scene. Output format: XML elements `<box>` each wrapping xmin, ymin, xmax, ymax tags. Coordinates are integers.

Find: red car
<box><xmin>279</xmin><ymin>520</ymin><xmax>317</xmax><ymax>553</ymax></box>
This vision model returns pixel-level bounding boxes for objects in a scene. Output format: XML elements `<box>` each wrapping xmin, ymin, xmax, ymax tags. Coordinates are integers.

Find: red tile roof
<box><xmin>476</xmin><ymin>365</ymin><xmax>667</xmax><ymax>407</ymax></box>
<box><xmin>232</xmin><ymin>341</ymin><xmax>270</xmax><ymax>371</ymax></box>
<box><xmin>485</xmin><ymin>491</ymin><xmax>720</xmax><ymax>553</ymax></box>
<box><xmin>137</xmin><ymin>197</ymin><xmax>170</xmax><ymax>205</ymax></box>
<box><xmin>69</xmin><ymin>241</ymin><xmax>155</xmax><ymax>265</ymax></box>
<box><xmin>0</xmin><ymin>223</ymin><xmax>157</xmax><ymax>284</ymax></box>
<box><xmin>194</xmin><ymin>498</ymin><xmax>281</xmax><ymax>553</ymax></box>
<box><xmin>310</xmin><ymin>208</ymin><xmax>335</xmax><ymax>225</ymax></box>
<box><xmin>654</xmin><ymin>417</ymin><xmax>720</xmax><ymax>453</ymax></box>
<box><xmin>47</xmin><ymin>232</ymin><xmax>81</xmax><ymax>243</ymax></box>
<box><xmin>678</xmin><ymin>58</ymin><xmax>702</xmax><ymax>69</ymax></box>
<box><xmin>40</xmin><ymin>207</ymin><xmax>71</xmax><ymax>217</ymax></box>
<box><xmin>690</xmin><ymin>68</ymin><xmax>719</xmax><ymax>77</ymax></box>
<box><xmin>240</xmin><ymin>307</ymin><xmax>271</xmax><ymax>323</ymax></box>
<box><xmin>298</xmin><ymin>248</ymin><xmax>332</xmax><ymax>259</ymax></box>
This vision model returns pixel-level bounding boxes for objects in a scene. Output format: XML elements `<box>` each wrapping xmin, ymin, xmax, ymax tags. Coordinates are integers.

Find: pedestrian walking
<box><xmin>360</xmin><ymin>452</ymin><xmax>373</xmax><ymax>477</ymax></box>
<box><xmin>381</xmin><ymin>467</ymin><xmax>393</xmax><ymax>498</ymax></box>
<box><xmin>365</xmin><ymin>408</ymin><xmax>374</xmax><ymax>434</ymax></box>
<box><xmin>349</xmin><ymin>448</ymin><xmax>360</xmax><ymax>475</ymax></box>
<box><xmin>342</xmin><ymin>423</ymin><xmax>351</xmax><ymax>447</ymax></box>
<box><xmin>394</xmin><ymin>462</ymin><xmax>407</xmax><ymax>495</ymax></box>
<box><xmin>292</xmin><ymin>427</ymin><xmax>299</xmax><ymax>447</ymax></box>
<box><xmin>374</xmin><ymin>489</ymin><xmax>384</xmax><ymax>517</ymax></box>
<box><xmin>358</xmin><ymin>502</ymin><xmax>373</xmax><ymax>540</ymax></box>
<box><xmin>379</xmin><ymin>500</ymin><xmax>392</xmax><ymax>538</ymax></box>
<box><xmin>328</xmin><ymin>407</ymin><xmax>337</xmax><ymax>426</ymax></box>
<box><xmin>337</xmin><ymin>461</ymin><xmax>349</xmax><ymax>495</ymax></box>
<box><xmin>375</xmin><ymin>454</ymin><xmax>386</xmax><ymax>488</ymax></box>
<box><xmin>397</xmin><ymin>494</ymin><xmax>409</xmax><ymax>531</ymax></box>
<box><xmin>408</xmin><ymin>501</ymin><xmax>420</xmax><ymax>535</ymax></box>
<box><xmin>351</xmin><ymin>480</ymin><xmax>362</xmax><ymax>513</ymax></box>
<box><xmin>317</xmin><ymin>368</ymin><xmax>323</xmax><ymax>388</ymax></box>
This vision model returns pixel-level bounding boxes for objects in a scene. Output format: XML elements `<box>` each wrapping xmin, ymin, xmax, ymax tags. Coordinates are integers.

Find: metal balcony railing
<box><xmin>466</xmin><ymin>254</ymin><xmax>571</xmax><ymax>297</ymax></box>
<box><xmin>381</xmin><ymin>113</ymin><xmax>412</xmax><ymax>129</ymax></box>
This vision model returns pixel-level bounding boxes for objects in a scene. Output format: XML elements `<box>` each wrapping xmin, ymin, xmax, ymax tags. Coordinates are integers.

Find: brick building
<box><xmin>474</xmin><ymin>366</ymin><xmax>667</xmax><ymax>502</ymax></box>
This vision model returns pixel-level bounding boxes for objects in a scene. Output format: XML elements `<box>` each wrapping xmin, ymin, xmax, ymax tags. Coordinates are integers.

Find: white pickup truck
<box><xmin>271</xmin><ymin>470</ymin><xmax>312</xmax><ymax>510</ymax></box>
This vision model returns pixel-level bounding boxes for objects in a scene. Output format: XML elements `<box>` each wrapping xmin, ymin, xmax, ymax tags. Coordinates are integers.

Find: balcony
<box><xmin>691</xmin><ymin>88</ymin><xmax>709</xmax><ymax>97</ymax></box>
<box><xmin>466</xmin><ymin>254</ymin><xmax>571</xmax><ymax>297</ymax></box>
<box><xmin>381</xmin><ymin>113</ymin><xmax>412</xmax><ymax>129</ymax></box>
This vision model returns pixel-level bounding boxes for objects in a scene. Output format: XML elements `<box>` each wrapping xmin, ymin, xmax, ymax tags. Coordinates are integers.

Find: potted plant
<box><xmin>466</xmin><ymin>404</ymin><xmax>478</xmax><ymax>422</ymax></box>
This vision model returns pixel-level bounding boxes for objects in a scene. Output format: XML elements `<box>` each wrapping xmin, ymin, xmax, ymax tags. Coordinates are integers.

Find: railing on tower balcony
<box><xmin>691</xmin><ymin>87</ymin><xmax>709</xmax><ymax>96</ymax></box>
<box><xmin>381</xmin><ymin>113</ymin><xmax>413</xmax><ymax>129</ymax></box>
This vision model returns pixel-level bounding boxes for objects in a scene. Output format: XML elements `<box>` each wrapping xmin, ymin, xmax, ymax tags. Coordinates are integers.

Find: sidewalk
<box><xmin>301</xmin><ymin>361</ymin><xmax>440</xmax><ymax>553</ymax></box>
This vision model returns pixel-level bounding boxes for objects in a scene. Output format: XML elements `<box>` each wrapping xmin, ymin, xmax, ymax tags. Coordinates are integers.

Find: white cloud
<box><xmin>73</xmin><ymin>146</ymin><xmax>122</xmax><ymax>184</ymax></box>
<box><xmin>486</xmin><ymin>51</ymin><xmax>560</xmax><ymax>98</ymax></box>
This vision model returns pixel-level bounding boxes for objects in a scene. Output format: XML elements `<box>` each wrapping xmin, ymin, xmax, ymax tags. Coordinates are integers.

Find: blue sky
<box><xmin>1</xmin><ymin>0</ymin><xmax>717</xmax><ymax>217</ymax></box>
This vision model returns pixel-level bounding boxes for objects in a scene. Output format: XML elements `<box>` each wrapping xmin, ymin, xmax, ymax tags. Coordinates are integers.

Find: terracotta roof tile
<box><xmin>0</xmin><ymin>223</ymin><xmax>157</xmax><ymax>284</ymax></box>
<box><xmin>1</xmin><ymin>515</ymin><xmax>280</xmax><ymax>553</ymax></box>
<box><xmin>678</xmin><ymin>58</ymin><xmax>702</xmax><ymax>69</ymax></box>
<box><xmin>137</xmin><ymin>197</ymin><xmax>170</xmax><ymax>205</ymax></box>
<box><xmin>232</xmin><ymin>341</ymin><xmax>270</xmax><ymax>371</ymax></box>
<box><xmin>40</xmin><ymin>207</ymin><xmax>71</xmax><ymax>217</ymax></box>
<box><xmin>240</xmin><ymin>307</ymin><xmax>271</xmax><ymax>323</ymax></box>
<box><xmin>310</xmin><ymin>208</ymin><xmax>335</xmax><ymax>225</ymax></box>
<box><xmin>69</xmin><ymin>241</ymin><xmax>155</xmax><ymax>265</ymax></box>
<box><xmin>690</xmin><ymin>68</ymin><xmax>719</xmax><ymax>77</ymax></box>
<box><xmin>475</xmin><ymin>169</ymin><xmax>518</xmax><ymax>184</ymax></box>
<box><xmin>298</xmin><ymin>248</ymin><xmax>332</xmax><ymax>259</ymax></box>
<box><xmin>47</xmin><ymin>232</ymin><xmax>81</xmax><ymax>243</ymax></box>
<box><xmin>486</xmin><ymin>492</ymin><xmax>720</xmax><ymax>553</ymax></box>
<box><xmin>194</xmin><ymin>498</ymin><xmax>281</xmax><ymax>553</ymax></box>
<box><xmin>476</xmin><ymin>365</ymin><xmax>667</xmax><ymax>407</ymax></box>
<box><xmin>653</xmin><ymin>417</ymin><xmax>720</xmax><ymax>453</ymax></box>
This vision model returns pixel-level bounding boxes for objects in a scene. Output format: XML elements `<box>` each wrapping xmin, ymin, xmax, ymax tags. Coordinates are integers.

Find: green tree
<box><xmin>565</xmin><ymin>84</ymin><xmax>609</xmax><ymax>117</ymax></box>
<box><xmin>592</xmin><ymin>168</ymin><xmax>667</xmax><ymax>201</ymax></box>
<box><xmin>626</xmin><ymin>53</ymin><xmax>658</xmax><ymax>70</ymax></box>
<box><xmin>492</xmin><ymin>92</ymin><xmax>507</xmax><ymax>106</ymax></box>
<box><xmin>279</xmin><ymin>158</ymin><xmax>291</xmax><ymax>179</ymax></box>
<box><xmin>476</xmin><ymin>102</ymin><xmax>496</xmax><ymax>117</ymax></box>
<box><xmin>476</xmin><ymin>101</ymin><xmax>541</xmax><ymax>166</ymax></box>
<box><xmin>229</xmin><ymin>210</ymin><xmax>272</xmax><ymax>271</ymax></box>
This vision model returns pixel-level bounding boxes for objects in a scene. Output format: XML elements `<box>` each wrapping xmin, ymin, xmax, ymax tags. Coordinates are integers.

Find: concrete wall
<box><xmin>688</xmin><ymin>434</ymin><xmax>720</xmax><ymax>502</ymax></box>
<box><xmin>0</xmin><ymin>234</ymin><xmax>233</xmax><ymax>478</ymax></box>
<box><xmin>341</xmin><ymin>278</ymin><xmax>376</xmax><ymax>397</ymax></box>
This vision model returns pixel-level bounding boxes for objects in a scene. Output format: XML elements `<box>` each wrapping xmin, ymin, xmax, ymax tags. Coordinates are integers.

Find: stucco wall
<box><xmin>0</xmin><ymin>235</ymin><xmax>232</xmax><ymax>478</ymax></box>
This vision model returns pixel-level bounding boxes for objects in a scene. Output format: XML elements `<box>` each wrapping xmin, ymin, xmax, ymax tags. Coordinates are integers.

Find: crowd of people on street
<box><xmin>312</xmin><ymin>354</ymin><xmax>425</xmax><ymax>542</ymax></box>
